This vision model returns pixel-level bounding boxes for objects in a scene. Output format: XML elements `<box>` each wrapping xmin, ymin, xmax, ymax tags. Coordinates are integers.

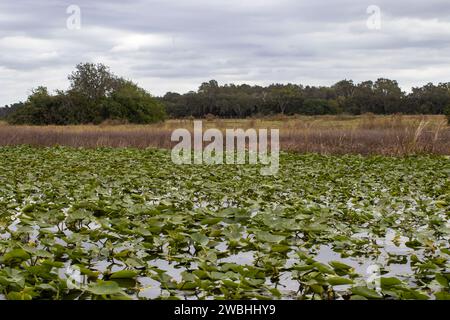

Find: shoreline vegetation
<box><xmin>0</xmin><ymin>114</ymin><xmax>449</xmax><ymax>155</ymax></box>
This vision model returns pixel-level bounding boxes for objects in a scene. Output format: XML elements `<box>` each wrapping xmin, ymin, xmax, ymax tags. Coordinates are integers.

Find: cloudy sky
<box><xmin>1</xmin><ymin>0</ymin><xmax>450</xmax><ymax>105</ymax></box>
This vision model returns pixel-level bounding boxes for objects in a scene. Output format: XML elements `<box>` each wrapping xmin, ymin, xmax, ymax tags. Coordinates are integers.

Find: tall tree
<box><xmin>373</xmin><ymin>78</ymin><xmax>404</xmax><ymax>114</ymax></box>
<box><xmin>68</xmin><ymin>63</ymin><xmax>123</xmax><ymax>101</ymax></box>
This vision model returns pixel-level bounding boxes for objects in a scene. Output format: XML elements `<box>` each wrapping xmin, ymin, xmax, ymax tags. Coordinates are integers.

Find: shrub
<box><xmin>445</xmin><ymin>106</ymin><xmax>450</xmax><ymax>125</ymax></box>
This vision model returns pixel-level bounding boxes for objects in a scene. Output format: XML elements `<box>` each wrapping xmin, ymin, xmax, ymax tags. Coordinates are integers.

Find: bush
<box><xmin>445</xmin><ymin>106</ymin><xmax>450</xmax><ymax>125</ymax></box>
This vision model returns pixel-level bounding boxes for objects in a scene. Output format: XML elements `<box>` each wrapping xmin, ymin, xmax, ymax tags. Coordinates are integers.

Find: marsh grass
<box><xmin>0</xmin><ymin>115</ymin><xmax>449</xmax><ymax>155</ymax></box>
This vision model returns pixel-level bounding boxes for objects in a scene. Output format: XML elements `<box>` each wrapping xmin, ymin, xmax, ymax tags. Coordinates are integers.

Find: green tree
<box><xmin>407</xmin><ymin>83</ymin><xmax>450</xmax><ymax>114</ymax></box>
<box><xmin>373</xmin><ymin>78</ymin><xmax>404</xmax><ymax>114</ymax></box>
<box><xmin>267</xmin><ymin>84</ymin><xmax>300</xmax><ymax>114</ymax></box>
<box><xmin>101</xmin><ymin>81</ymin><xmax>166</xmax><ymax>124</ymax></box>
<box><xmin>68</xmin><ymin>63</ymin><xmax>124</xmax><ymax>101</ymax></box>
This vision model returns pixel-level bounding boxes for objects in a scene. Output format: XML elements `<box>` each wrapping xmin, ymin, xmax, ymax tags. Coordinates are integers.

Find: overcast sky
<box><xmin>1</xmin><ymin>0</ymin><xmax>450</xmax><ymax>105</ymax></box>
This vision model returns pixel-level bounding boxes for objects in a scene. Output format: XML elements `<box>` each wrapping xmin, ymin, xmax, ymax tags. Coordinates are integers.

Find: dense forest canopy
<box><xmin>1</xmin><ymin>64</ymin><xmax>450</xmax><ymax>124</ymax></box>
<box><xmin>161</xmin><ymin>79</ymin><xmax>450</xmax><ymax>119</ymax></box>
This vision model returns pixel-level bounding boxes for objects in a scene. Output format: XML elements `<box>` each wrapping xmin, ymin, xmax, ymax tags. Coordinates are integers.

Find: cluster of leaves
<box><xmin>162</xmin><ymin>79</ymin><xmax>450</xmax><ymax>118</ymax></box>
<box><xmin>4</xmin><ymin>63</ymin><xmax>166</xmax><ymax>125</ymax></box>
<box><xmin>0</xmin><ymin>146</ymin><xmax>449</xmax><ymax>300</ymax></box>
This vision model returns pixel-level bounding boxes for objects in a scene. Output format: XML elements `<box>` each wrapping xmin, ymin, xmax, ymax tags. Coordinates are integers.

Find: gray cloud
<box><xmin>1</xmin><ymin>0</ymin><xmax>450</xmax><ymax>105</ymax></box>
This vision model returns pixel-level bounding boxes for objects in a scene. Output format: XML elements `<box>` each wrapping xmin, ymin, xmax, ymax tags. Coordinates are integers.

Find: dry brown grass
<box><xmin>0</xmin><ymin>115</ymin><xmax>449</xmax><ymax>155</ymax></box>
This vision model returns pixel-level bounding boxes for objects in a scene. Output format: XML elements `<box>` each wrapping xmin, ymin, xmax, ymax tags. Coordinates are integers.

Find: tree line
<box><xmin>1</xmin><ymin>64</ymin><xmax>450</xmax><ymax>124</ymax></box>
<box><xmin>161</xmin><ymin>79</ymin><xmax>450</xmax><ymax>119</ymax></box>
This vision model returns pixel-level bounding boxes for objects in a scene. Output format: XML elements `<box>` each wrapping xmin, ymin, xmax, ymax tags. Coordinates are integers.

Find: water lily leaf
<box><xmin>209</xmin><ymin>272</ymin><xmax>227</xmax><ymax>280</ymax></box>
<box><xmin>87</xmin><ymin>281</ymin><xmax>124</xmax><ymax>295</ymax></box>
<box><xmin>435</xmin><ymin>273</ymin><xmax>449</xmax><ymax>288</ymax></box>
<box><xmin>134</xmin><ymin>227</ymin><xmax>152</xmax><ymax>236</ymax></box>
<box><xmin>1</xmin><ymin>269</ymin><xmax>25</xmax><ymax>288</ymax></box>
<box><xmin>329</xmin><ymin>261</ymin><xmax>353</xmax><ymax>272</ymax></box>
<box><xmin>435</xmin><ymin>291</ymin><xmax>450</xmax><ymax>300</ymax></box>
<box><xmin>110</xmin><ymin>270</ymin><xmax>138</xmax><ymax>279</ymax></box>
<box><xmin>310</xmin><ymin>284</ymin><xmax>324</xmax><ymax>294</ymax></box>
<box><xmin>33</xmin><ymin>250</ymin><xmax>54</xmax><ymax>258</ymax></box>
<box><xmin>405</xmin><ymin>240</ymin><xmax>422</xmax><ymax>249</ymax></box>
<box><xmin>271</xmin><ymin>244</ymin><xmax>290</xmax><ymax>253</ymax></box>
<box><xmin>75</xmin><ymin>266</ymin><xmax>99</xmax><ymax>278</ymax></box>
<box><xmin>7</xmin><ymin>291</ymin><xmax>33</xmax><ymax>300</ymax></box>
<box><xmin>3</xmin><ymin>249</ymin><xmax>30</xmax><ymax>263</ymax></box>
<box><xmin>181</xmin><ymin>271</ymin><xmax>197</xmax><ymax>282</ymax></box>
<box><xmin>36</xmin><ymin>283</ymin><xmax>57</xmax><ymax>292</ymax></box>
<box><xmin>222</xmin><ymin>280</ymin><xmax>240</xmax><ymax>288</ymax></box>
<box><xmin>380</xmin><ymin>277</ymin><xmax>403</xmax><ymax>288</ymax></box>
<box><xmin>190</xmin><ymin>233</ymin><xmax>209</xmax><ymax>246</ymax></box>
<box><xmin>397</xmin><ymin>289</ymin><xmax>429</xmax><ymax>300</ymax></box>
<box><xmin>254</xmin><ymin>231</ymin><xmax>285</xmax><ymax>243</ymax></box>
<box><xmin>327</xmin><ymin>277</ymin><xmax>354</xmax><ymax>286</ymax></box>
<box><xmin>178</xmin><ymin>281</ymin><xmax>198</xmax><ymax>290</ymax></box>
<box><xmin>312</xmin><ymin>262</ymin><xmax>335</xmax><ymax>275</ymax></box>
<box><xmin>351</xmin><ymin>286</ymin><xmax>383</xmax><ymax>299</ymax></box>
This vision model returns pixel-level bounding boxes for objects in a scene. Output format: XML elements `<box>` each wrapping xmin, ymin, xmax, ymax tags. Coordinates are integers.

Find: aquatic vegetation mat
<box><xmin>0</xmin><ymin>146</ymin><xmax>449</xmax><ymax>300</ymax></box>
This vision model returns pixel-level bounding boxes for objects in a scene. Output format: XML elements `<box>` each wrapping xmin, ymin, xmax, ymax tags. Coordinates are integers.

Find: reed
<box><xmin>0</xmin><ymin>115</ymin><xmax>449</xmax><ymax>155</ymax></box>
